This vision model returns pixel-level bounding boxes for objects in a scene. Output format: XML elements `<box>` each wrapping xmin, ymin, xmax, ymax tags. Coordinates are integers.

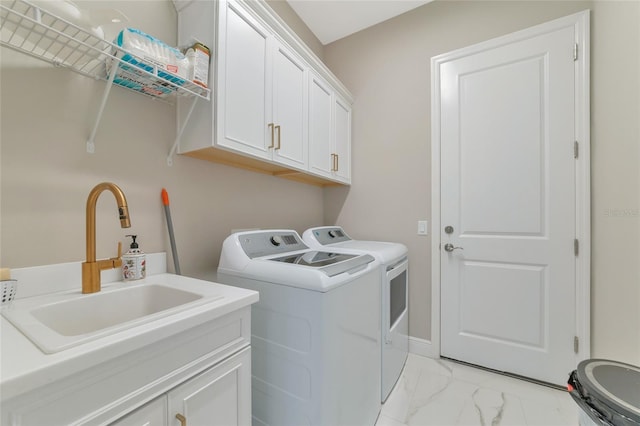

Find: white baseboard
<box><xmin>409</xmin><ymin>336</ymin><xmax>438</xmax><ymax>359</ymax></box>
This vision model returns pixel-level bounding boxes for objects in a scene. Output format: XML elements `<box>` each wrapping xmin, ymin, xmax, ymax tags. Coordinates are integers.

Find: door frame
<box><xmin>430</xmin><ymin>11</ymin><xmax>591</xmax><ymax>365</ymax></box>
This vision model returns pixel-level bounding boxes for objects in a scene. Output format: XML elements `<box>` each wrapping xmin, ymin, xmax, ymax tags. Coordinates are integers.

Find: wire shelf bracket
<box><xmin>167</xmin><ymin>96</ymin><xmax>199</xmax><ymax>166</ymax></box>
<box><xmin>87</xmin><ymin>61</ymin><xmax>118</xmax><ymax>153</ymax></box>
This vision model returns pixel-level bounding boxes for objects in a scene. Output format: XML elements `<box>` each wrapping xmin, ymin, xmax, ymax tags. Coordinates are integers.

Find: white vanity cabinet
<box><xmin>110</xmin><ymin>397</ymin><xmax>168</xmax><ymax>426</ymax></box>
<box><xmin>176</xmin><ymin>0</ymin><xmax>350</xmax><ymax>186</ymax></box>
<box><xmin>309</xmin><ymin>74</ymin><xmax>352</xmax><ymax>184</ymax></box>
<box><xmin>167</xmin><ymin>347</ymin><xmax>250</xmax><ymax>426</ymax></box>
<box><xmin>1</xmin><ymin>305</ymin><xmax>254</xmax><ymax>426</ymax></box>
<box><xmin>112</xmin><ymin>347</ymin><xmax>251</xmax><ymax>426</ymax></box>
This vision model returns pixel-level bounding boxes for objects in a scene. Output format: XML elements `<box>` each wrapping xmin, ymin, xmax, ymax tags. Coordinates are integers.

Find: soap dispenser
<box><xmin>122</xmin><ymin>235</ymin><xmax>146</xmax><ymax>281</ymax></box>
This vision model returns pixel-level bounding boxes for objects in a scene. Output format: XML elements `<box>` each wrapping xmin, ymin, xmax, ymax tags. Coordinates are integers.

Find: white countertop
<box><xmin>0</xmin><ymin>272</ymin><xmax>258</xmax><ymax>402</ymax></box>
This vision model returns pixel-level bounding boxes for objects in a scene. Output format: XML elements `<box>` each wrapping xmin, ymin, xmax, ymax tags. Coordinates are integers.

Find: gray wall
<box><xmin>1</xmin><ymin>0</ymin><xmax>638</xmax><ymax>364</ymax></box>
<box><xmin>0</xmin><ymin>1</ymin><xmax>325</xmax><ymax>276</ymax></box>
<box><xmin>323</xmin><ymin>0</ymin><xmax>640</xmax><ymax>363</ymax></box>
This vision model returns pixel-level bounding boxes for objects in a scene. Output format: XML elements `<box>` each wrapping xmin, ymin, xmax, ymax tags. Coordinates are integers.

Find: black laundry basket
<box><xmin>568</xmin><ymin>359</ymin><xmax>640</xmax><ymax>426</ymax></box>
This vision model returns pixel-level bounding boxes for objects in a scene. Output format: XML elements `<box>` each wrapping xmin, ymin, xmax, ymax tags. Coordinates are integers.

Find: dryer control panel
<box><xmin>239</xmin><ymin>230</ymin><xmax>309</xmax><ymax>258</ymax></box>
<box><xmin>312</xmin><ymin>227</ymin><xmax>352</xmax><ymax>245</ymax></box>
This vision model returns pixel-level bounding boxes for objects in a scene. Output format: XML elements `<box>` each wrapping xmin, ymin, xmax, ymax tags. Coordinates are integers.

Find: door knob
<box><xmin>444</xmin><ymin>243</ymin><xmax>463</xmax><ymax>252</ymax></box>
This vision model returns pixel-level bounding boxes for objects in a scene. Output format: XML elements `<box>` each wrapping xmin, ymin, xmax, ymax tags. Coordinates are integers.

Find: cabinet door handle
<box><xmin>275</xmin><ymin>125</ymin><xmax>281</xmax><ymax>150</ymax></box>
<box><xmin>335</xmin><ymin>154</ymin><xmax>339</xmax><ymax>172</ymax></box>
<box><xmin>268</xmin><ymin>123</ymin><xmax>275</xmax><ymax>149</ymax></box>
<box><xmin>331</xmin><ymin>153</ymin><xmax>337</xmax><ymax>172</ymax></box>
<box><xmin>175</xmin><ymin>413</ymin><xmax>187</xmax><ymax>426</ymax></box>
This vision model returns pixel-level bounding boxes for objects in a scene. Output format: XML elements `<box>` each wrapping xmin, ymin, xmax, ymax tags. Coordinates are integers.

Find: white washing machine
<box><xmin>217</xmin><ymin>229</ymin><xmax>381</xmax><ymax>426</ymax></box>
<box><xmin>302</xmin><ymin>226</ymin><xmax>409</xmax><ymax>402</ymax></box>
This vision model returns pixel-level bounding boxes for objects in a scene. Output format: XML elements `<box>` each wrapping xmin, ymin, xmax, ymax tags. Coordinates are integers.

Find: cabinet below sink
<box><xmin>0</xmin><ymin>272</ymin><xmax>258</xmax><ymax>426</ymax></box>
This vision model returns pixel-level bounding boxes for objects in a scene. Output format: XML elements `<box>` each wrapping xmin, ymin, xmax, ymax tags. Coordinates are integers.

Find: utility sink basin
<box><xmin>1</xmin><ymin>277</ymin><xmax>224</xmax><ymax>354</ymax></box>
<box><xmin>32</xmin><ymin>285</ymin><xmax>202</xmax><ymax>336</ymax></box>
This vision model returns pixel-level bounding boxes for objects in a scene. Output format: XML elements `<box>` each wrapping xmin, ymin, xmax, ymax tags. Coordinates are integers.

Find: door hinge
<box><xmin>574</xmin><ymin>239</ymin><xmax>579</xmax><ymax>256</ymax></box>
<box><xmin>573</xmin><ymin>43</ymin><xmax>578</xmax><ymax>61</ymax></box>
<box><xmin>574</xmin><ymin>141</ymin><xmax>579</xmax><ymax>159</ymax></box>
<box><xmin>574</xmin><ymin>336</ymin><xmax>579</xmax><ymax>353</ymax></box>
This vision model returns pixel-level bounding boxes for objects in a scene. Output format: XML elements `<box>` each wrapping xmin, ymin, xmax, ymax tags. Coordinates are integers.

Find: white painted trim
<box><xmin>409</xmin><ymin>336</ymin><xmax>438</xmax><ymax>359</ymax></box>
<box><xmin>574</xmin><ymin>11</ymin><xmax>591</xmax><ymax>362</ymax></box>
<box><xmin>430</xmin><ymin>10</ymin><xmax>591</xmax><ymax>363</ymax></box>
<box><xmin>430</xmin><ymin>51</ymin><xmax>442</xmax><ymax>360</ymax></box>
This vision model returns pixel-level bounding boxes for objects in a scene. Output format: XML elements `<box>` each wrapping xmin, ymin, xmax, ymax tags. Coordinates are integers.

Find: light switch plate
<box><xmin>418</xmin><ymin>220</ymin><xmax>428</xmax><ymax>235</ymax></box>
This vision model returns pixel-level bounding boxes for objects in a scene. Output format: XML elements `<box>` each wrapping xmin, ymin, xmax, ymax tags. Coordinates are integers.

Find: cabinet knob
<box><xmin>176</xmin><ymin>413</ymin><xmax>187</xmax><ymax>426</ymax></box>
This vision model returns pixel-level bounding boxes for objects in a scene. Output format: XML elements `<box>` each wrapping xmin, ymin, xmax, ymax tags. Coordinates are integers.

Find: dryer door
<box><xmin>383</xmin><ymin>258</ymin><xmax>409</xmax><ymax>401</ymax></box>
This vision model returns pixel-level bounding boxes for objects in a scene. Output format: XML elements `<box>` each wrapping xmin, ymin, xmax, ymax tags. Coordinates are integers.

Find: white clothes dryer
<box><xmin>302</xmin><ymin>226</ymin><xmax>409</xmax><ymax>402</ymax></box>
<box><xmin>218</xmin><ymin>229</ymin><xmax>381</xmax><ymax>426</ymax></box>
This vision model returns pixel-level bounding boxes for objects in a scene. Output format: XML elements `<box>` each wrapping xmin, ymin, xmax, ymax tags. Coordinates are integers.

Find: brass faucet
<box><xmin>81</xmin><ymin>182</ymin><xmax>131</xmax><ymax>293</ymax></box>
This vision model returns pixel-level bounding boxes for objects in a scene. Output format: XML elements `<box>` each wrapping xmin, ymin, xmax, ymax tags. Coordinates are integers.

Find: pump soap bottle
<box><xmin>122</xmin><ymin>235</ymin><xmax>146</xmax><ymax>281</ymax></box>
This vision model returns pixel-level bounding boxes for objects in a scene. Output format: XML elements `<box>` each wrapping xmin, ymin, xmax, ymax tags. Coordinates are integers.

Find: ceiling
<box><xmin>286</xmin><ymin>0</ymin><xmax>433</xmax><ymax>45</ymax></box>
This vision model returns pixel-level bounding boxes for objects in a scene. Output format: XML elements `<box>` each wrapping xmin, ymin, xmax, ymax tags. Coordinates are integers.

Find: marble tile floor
<box><xmin>376</xmin><ymin>354</ymin><xmax>579</xmax><ymax>426</ymax></box>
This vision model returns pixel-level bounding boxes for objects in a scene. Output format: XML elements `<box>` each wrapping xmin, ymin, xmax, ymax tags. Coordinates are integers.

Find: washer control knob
<box><xmin>270</xmin><ymin>235</ymin><xmax>283</xmax><ymax>246</ymax></box>
<box><xmin>328</xmin><ymin>230</ymin><xmax>338</xmax><ymax>238</ymax></box>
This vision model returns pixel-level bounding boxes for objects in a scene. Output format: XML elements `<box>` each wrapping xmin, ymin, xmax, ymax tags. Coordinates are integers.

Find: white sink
<box><xmin>1</xmin><ymin>279</ymin><xmax>223</xmax><ymax>353</ymax></box>
<box><xmin>31</xmin><ymin>285</ymin><xmax>203</xmax><ymax>336</ymax></box>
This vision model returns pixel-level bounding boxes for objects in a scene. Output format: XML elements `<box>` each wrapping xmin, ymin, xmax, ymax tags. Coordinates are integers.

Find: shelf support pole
<box><xmin>167</xmin><ymin>96</ymin><xmax>199</xmax><ymax>166</ymax></box>
<box><xmin>87</xmin><ymin>62</ymin><xmax>118</xmax><ymax>153</ymax></box>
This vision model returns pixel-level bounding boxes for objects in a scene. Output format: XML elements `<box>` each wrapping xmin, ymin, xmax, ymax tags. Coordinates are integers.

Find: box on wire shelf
<box><xmin>107</xmin><ymin>28</ymin><xmax>192</xmax><ymax>98</ymax></box>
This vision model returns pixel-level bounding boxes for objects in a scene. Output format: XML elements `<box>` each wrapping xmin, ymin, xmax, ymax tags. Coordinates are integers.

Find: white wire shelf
<box><xmin>0</xmin><ymin>0</ymin><xmax>210</xmax><ymax>100</ymax></box>
<box><xmin>0</xmin><ymin>0</ymin><xmax>211</xmax><ymax>159</ymax></box>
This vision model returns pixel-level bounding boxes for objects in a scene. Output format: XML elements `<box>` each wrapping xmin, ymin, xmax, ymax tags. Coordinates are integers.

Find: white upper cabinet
<box><xmin>176</xmin><ymin>0</ymin><xmax>352</xmax><ymax>185</ymax></box>
<box><xmin>334</xmin><ymin>95</ymin><xmax>352</xmax><ymax>183</ymax></box>
<box><xmin>309</xmin><ymin>74</ymin><xmax>352</xmax><ymax>184</ymax></box>
<box><xmin>309</xmin><ymin>74</ymin><xmax>334</xmax><ymax>177</ymax></box>
<box><xmin>272</xmin><ymin>41</ymin><xmax>308</xmax><ymax>170</ymax></box>
<box><xmin>218</xmin><ymin>3</ymin><xmax>308</xmax><ymax>169</ymax></box>
<box><xmin>217</xmin><ymin>0</ymin><xmax>271</xmax><ymax>159</ymax></box>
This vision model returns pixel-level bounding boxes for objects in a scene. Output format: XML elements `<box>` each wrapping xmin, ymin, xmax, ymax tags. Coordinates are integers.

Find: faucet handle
<box><xmin>109</xmin><ymin>242</ymin><xmax>123</xmax><ymax>269</ymax></box>
<box><xmin>94</xmin><ymin>242</ymin><xmax>123</xmax><ymax>272</ymax></box>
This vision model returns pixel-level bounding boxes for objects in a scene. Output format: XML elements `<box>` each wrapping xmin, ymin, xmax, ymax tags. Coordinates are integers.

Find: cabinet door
<box><xmin>110</xmin><ymin>396</ymin><xmax>167</xmax><ymax>426</ymax></box>
<box><xmin>217</xmin><ymin>0</ymin><xmax>271</xmax><ymax>159</ymax></box>
<box><xmin>333</xmin><ymin>95</ymin><xmax>351</xmax><ymax>183</ymax></box>
<box><xmin>308</xmin><ymin>74</ymin><xmax>334</xmax><ymax>178</ymax></box>
<box><xmin>168</xmin><ymin>347</ymin><xmax>251</xmax><ymax>426</ymax></box>
<box><xmin>272</xmin><ymin>41</ymin><xmax>307</xmax><ymax>170</ymax></box>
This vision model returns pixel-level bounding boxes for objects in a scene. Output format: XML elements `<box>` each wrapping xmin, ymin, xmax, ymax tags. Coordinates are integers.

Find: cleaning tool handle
<box><xmin>161</xmin><ymin>188</ymin><xmax>181</xmax><ymax>275</ymax></box>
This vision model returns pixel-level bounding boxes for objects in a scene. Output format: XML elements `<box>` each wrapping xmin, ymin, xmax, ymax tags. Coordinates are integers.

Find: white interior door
<box><xmin>437</xmin><ymin>15</ymin><xmax>587</xmax><ymax>386</ymax></box>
